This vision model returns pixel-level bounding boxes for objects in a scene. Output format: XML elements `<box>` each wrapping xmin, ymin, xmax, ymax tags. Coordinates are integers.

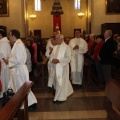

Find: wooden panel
<box><xmin>101</xmin><ymin>23</ymin><xmax>120</xmax><ymax>35</ymax></box>
<box><xmin>34</xmin><ymin>30</ymin><xmax>41</xmax><ymax>38</ymax></box>
<box><xmin>105</xmin><ymin>79</ymin><xmax>120</xmax><ymax>112</ymax></box>
<box><xmin>0</xmin><ymin>25</ymin><xmax>7</xmax><ymax>34</ymax></box>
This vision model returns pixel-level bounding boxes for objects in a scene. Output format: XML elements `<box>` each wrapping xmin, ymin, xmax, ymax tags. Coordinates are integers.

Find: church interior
<box><xmin>0</xmin><ymin>0</ymin><xmax>120</xmax><ymax>120</ymax></box>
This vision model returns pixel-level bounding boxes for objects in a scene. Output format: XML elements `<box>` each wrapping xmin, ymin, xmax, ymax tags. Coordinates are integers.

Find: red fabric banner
<box><xmin>53</xmin><ymin>15</ymin><xmax>61</xmax><ymax>32</ymax></box>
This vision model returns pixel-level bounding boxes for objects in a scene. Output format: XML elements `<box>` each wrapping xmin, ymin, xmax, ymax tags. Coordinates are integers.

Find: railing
<box><xmin>0</xmin><ymin>81</ymin><xmax>33</xmax><ymax>120</ymax></box>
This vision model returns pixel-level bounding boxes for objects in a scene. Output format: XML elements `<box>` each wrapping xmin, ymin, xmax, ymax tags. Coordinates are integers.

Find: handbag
<box><xmin>2</xmin><ymin>88</ymin><xmax>15</xmax><ymax>107</ymax></box>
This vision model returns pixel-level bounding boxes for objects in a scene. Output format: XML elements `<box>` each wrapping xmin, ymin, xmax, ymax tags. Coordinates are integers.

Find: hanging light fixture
<box><xmin>51</xmin><ymin>0</ymin><xmax>64</xmax><ymax>16</ymax></box>
<box><xmin>29</xmin><ymin>14</ymin><xmax>36</xmax><ymax>19</ymax></box>
<box><xmin>78</xmin><ymin>12</ymin><xmax>84</xmax><ymax>18</ymax></box>
<box><xmin>29</xmin><ymin>7</ymin><xmax>36</xmax><ymax>20</ymax></box>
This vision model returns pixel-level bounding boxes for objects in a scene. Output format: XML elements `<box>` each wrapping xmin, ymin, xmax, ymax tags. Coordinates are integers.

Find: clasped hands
<box><xmin>52</xmin><ymin>58</ymin><xmax>59</xmax><ymax>64</ymax></box>
<box><xmin>73</xmin><ymin>45</ymin><xmax>79</xmax><ymax>50</ymax></box>
<box><xmin>3</xmin><ymin>57</ymin><xmax>9</xmax><ymax>64</ymax></box>
<box><xmin>49</xmin><ymin>47</ymin><xmax>53</xmax><ymax>54</ymax></box>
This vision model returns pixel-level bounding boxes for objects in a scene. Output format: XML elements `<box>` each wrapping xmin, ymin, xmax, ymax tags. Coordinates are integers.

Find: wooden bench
<box><xmin>104</xmin><ymin>79</ymin><xmax>120</xmax><ymax>119</ymax></box>
<box><xmin>0</xmin><ymin>81</ymin><xmax>33</xmax><ymax>120</ymax></box>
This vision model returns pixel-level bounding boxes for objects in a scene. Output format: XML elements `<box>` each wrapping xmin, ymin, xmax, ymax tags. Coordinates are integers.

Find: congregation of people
<box><xmin>0</xmin><ymin>28</ymin><xmax>119</xmax><ymax>109</ymax></box>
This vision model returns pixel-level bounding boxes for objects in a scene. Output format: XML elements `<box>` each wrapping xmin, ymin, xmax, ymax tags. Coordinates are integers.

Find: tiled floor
<box><xmin>29</xmin><ymin>74</ymin><xmax>111</xmax><ymax>120</ymax></box>
<box><xmin>1</xmin><ymin>65</ymin><xmax>119</xmax><ymax>120</ymax></box>
<box><xmin>0</xmin><ymin>61</ymin><xmax>119</xmax><ymax>120</ymax></box>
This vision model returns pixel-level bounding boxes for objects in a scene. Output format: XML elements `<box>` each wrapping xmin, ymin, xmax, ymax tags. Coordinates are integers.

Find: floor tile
<box><xmin>43</xmin><ymin>110</ymin><xmax>107</xmax><ymax>119</ymax></box>
<box><xmin>29</xmin><ymin>112</ymin><xmax>44</xmax><ymax>120</ymax></box>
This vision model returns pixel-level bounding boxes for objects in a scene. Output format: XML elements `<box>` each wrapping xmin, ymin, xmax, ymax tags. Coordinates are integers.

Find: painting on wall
<box><xmin>106</xmin><ymin>0</ymin><xmax>120</xmax><ymax>14</ymax></box>
<box><xmin>0</xmin><ymin>0</ymin><xmax>9</xmax><ymax>17</ymax></box>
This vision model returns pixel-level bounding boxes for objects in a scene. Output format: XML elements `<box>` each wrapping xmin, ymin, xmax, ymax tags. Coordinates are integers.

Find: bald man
<box><xmin>99</xmin><ymin>30</ymin><xmax>116</xmax><ymax>83</ymax></box>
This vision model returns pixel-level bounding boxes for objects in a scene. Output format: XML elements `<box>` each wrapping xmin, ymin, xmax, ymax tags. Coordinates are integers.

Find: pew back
<box><xmin>0</xmin><ymin>81</ymin><xmax>33</xmax><ymax>120</ymax></box>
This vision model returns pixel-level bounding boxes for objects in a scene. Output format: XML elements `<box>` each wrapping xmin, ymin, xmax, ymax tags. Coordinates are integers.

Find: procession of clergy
<box><xmin>0</xmin><ymin>28</ymin><xmax>88</xmax><ymax>105</ymax></box>
<box><xmin>0</xmin><ymin>28</ymin><xmax>115</xmax><ymax>109</ymax></box>
<box><xmin>46</xmin><ymin>30</ymin><xmax>88</xmax><ymax>102</ymax></box>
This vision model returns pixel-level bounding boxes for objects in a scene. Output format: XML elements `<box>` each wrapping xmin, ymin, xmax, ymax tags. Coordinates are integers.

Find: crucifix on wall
<box><xmin>51</xmin><ymin>0</ymin><xmax>64</xmax><ymax>32</ymax></box>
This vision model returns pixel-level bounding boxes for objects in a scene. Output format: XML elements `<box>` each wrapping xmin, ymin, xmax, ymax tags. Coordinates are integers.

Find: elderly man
<box><xmin>0</xmin><ymin>29</ymin><xmax>11</xmax><ymax>98</ymax></box>
<box><xmin>45</xmin><ymin>35</ymin><xmax>57</xmax><ymax>59</ymax></box>
<box><xmin>99</xmin><ymin>30</ymin><xmax>116</xmax><ymax>83</ymax></box>
<box><xmin>49</xmin><ymin>34</ymin><xmax>73</xmax><ymax>102</ymax></box>
<box><xmin>46</xmin><ymin>31</ymin><xmax>58</xmax><ymax>51</ymax></box>
<box><xmin>69</xmin><ymin>30</ymin><xmax>88</xmax><ymax>85</ymax></box>
<box><xmin>7</xmin><ymin>29</ymin><xmax>37</xmax><ymax>110</ymax></box>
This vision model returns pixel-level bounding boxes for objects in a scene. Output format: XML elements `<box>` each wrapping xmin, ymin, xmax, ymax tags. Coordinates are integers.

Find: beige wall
<box><xmin>91</xmin><ymin>0</ymin><xmax>120</xmax><ymax>35</ymax></box>
<box><xmin>0</xmin><ymin>0</ymin><xmax>25</xmax><ymax>37</ymax></box>
<box><xmin>1</xmin><ymin>0</ymin><xmax>120</xmax><ymax>38</ymax></box>
<box><xmin>28</xmin><ymin>0</ymin><xmax>87</xmax><ymax>38</ymax></box>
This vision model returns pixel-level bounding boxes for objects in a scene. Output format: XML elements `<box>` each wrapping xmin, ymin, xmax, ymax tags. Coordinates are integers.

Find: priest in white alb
<box><xmin>0</xmin><ymin>29</ymin><xmax>11</xmax><ymax>98</ymax></box>
<box><xmin>6</xmin><ymin>29</ymin><xmax>37</xmax><ymax>110</ymax></box>
<box><xmin>49</xmin><ymin>34</ymin><xmax>74</xmax><ymax>102</ymax></box>
<box><xmin>69</xmin><ymin>30</ymin><xmax>88</xmax><ymax>85</ymax></box>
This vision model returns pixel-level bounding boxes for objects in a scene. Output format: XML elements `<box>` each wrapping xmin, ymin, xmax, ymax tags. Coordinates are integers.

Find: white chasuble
<box><xmin>69</xmin><ymin>37</ymin><xmax>88</xmax><ymax>85</ymax></box>
<box><xmin>69</xmin><ymin>37</ymin><xmax>88</xmax><ymax>72</ymax></box>
<box><xmin>50</xmin><ymin>42</ymin><xmax>74</xmax><ymax>101</ymax></box>
<box><xmin>55</xmin><ymin>44</ymin><xmax>66</xmax><ymax>86</ymax></box>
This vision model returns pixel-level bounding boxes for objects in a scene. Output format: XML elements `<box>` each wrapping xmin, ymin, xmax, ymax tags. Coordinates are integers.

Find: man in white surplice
<box><xmin>0</xmin><ymin>29</ymin><xmax>11</xmax><ymax>98</ymax></box>
<box><xmin>69</xmin><ymin>30</ymin><xmax>88</xmax><ymax>85</ymax></box>
<box><xmin>49</xmin><ymin>34</ymin><xmax>73</xmax><ymax>101</ymax></box>
<box><xmin>46</xmin><ymin>36</ymin><xmax>57</xmax><ymax>88</ymax></box>
<box><xmin>7</xmin><ymin>29</ymin><xmax>37</xmax><ymax>109</ymax></box>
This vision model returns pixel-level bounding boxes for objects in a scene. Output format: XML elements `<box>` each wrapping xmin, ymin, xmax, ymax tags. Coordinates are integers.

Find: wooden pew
<box><xmin>0</xmin><ymin>81</ymin><xmax>33</xmax><ymax>120</ymax></box>
<box><xmin>104</xmin><ymin>79</ymin><xmax>120</xmax><ymax>119</ymax></box>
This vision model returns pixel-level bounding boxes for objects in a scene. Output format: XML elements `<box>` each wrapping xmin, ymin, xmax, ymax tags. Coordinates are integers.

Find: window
<box><xmin>74</xmin><ymin>0</ymin><xmax>80</xmax><ymax>10</ymax></box>
<box><xmin>35</xmin><ymin>0</ymin><xmax>41</xmax><ymax>11</ymax></box>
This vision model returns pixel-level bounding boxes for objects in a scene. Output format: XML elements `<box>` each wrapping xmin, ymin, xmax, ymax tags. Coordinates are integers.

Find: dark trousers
<box><xmin>102</xmin><ymin>64</ymin><xmax>111</xmax><ymax>82</ymax></box>
<box><xmin>95</xmin><ymin>61</ymin><xmax>105</xmax><ymax>84</ymax></box>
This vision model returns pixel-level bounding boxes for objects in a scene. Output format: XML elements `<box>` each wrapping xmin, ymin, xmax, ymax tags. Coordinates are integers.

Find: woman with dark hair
<box><xmin>92</xmin><ymin>35</ymin><xmax>105</xmax><ymax>84</ymax></box>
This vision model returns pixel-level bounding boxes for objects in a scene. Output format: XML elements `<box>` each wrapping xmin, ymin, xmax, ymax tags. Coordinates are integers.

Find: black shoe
<box><xmin>52</xmin><ymin>90</ymin><xmax>55</xmax><ymax>95</ymax></box>
<box><xmin>28</xmin><ymin>103</ymin><xmax>37</xmax><ymax>111</ymax></box>
<box><xmin>53</xmin><ymin>100</ymin><xmax>66</xmax><ymax>103</ymax></box>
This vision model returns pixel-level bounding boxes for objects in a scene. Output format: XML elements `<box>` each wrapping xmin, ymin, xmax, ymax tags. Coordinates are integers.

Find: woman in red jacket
<box><xmin>93</xmin><ymin>35</ymin><xmax>105</xmax><ymax>84</ymax></box>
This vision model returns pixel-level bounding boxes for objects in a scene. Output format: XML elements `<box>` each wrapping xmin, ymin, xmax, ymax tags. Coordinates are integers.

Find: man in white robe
<box><xmin>49</xmin><ymin>34</ymin><xmax>73</xmax><ymax>101</ymax></box>
<box><xmin>46</xmin><ymin>31</ymin><xmax>58</xmax><ymax>52</ymax></box>
<box><xmin>69</xmin><ymin>30</ymin><xmax>88</xmax><ymax>85</ymax></box>
<box><xmin>7</xmin><ymin>29</ymin><xmax>37</xmax><ymax>109</ymax></box>
<box><xmin>0</xmin><ymin>29</ymin><xmax>11</xmax><ymax>98</ymax></box>
<box><xmin>46</xmin><ymin>36</ymin><xmax>57</xmax><ymax>88</ymax></box>
<box><xmin>45</xmin><ymin>36</ymin><xmax>57</xmax><ymax>59</ymax></box>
